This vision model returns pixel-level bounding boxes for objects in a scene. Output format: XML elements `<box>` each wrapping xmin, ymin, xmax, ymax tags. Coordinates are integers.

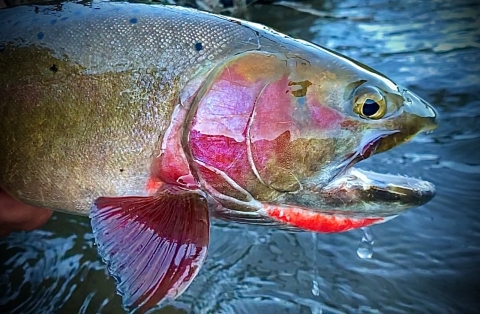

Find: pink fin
<box><xmin>263</xmin><ymin>204</ymin><xmax>384</xmax><ymax>233</ymax></box>
<box><xmin>89</xmin><ymin>187</ymin><xmax>209</xmax><ymax>312</ymax></box>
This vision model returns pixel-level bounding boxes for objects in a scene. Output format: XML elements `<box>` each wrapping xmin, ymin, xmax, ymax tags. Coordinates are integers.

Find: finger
<box><xmin>0</xmin><ymin>190</ymin><xmax>53</xmax><ymax>236</ymax></box>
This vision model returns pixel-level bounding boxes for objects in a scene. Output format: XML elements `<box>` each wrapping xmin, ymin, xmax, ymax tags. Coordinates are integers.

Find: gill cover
<box><xmin>186</xmin><ymin>51</ymin><xmax>348</xmax><ymax>205</ymax></box>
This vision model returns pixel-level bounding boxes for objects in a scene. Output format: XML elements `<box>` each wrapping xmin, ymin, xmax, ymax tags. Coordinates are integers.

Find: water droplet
<box><xmin>311</xmin><ymin>233</ymin><xmax>320</xmax><ymax>296</ymax></box>
<box><xmin>357</xmin><ymin>227</ymin><xmax>374</xmax><ymax>259</ymax></box>
<box><xmin>257</xmin><ymin>235</ymin><xmax>267</xmax><ymax>244</ymax></box>
<box><xmin>312</xmin><ymin>279</ymin><xmax>320</xmax><ymax>296</ymax></box>
<box><xmin>310</xmin><ymin>304</ymin><xmax>323</xmax><ymax>314</ymax></box>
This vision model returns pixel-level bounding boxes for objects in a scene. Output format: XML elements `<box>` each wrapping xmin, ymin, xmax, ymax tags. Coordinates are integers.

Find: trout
<box><xmin>0</xmin><ymin>2</ymin><xmax>437</xmax><ymax>311</ymax></box>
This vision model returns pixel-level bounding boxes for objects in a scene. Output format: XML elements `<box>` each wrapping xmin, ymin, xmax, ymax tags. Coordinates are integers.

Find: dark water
<box><xmin>1</xmin><ymin>0</ymin><xmax>480</xmax><ymax>313</ymax></box>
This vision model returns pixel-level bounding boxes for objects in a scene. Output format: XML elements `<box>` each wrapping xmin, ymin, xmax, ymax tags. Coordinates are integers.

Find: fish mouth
<box><xmin>332</xmin><ymin>129</ymin><xmax>399</xmax><ymax>181</ymax></box>
<box><xmin>321</xmin><ymin>167</ymin><xmax>435</xmax><ymax>217</ymax></box>
<box><xmin>322</xmin><ymin>130</ymin><xmax>436</xmax><ymax>217</ymax></box>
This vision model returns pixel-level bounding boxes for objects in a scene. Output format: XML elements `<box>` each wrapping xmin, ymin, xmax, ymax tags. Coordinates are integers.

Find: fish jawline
<box><xmin>325</xmin><ymin>128</ymin><xmax>436</xmax><ymax>212</ymax></box>
<box><xmin>323</xmin><ymin>166</ymin><xmax>436</xmax><ymax>211</ymax></box>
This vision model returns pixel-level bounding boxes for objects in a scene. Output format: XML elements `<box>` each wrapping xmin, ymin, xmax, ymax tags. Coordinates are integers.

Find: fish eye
<box><xmin>353</xmin><ymin>86</ymin><xmax>387</xmax><ymax>119</ymax></box>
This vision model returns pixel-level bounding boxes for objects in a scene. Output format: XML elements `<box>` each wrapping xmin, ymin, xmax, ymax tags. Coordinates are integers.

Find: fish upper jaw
<box><xmin>401</xmin><ymin>88</ymin><xmax>438</xmax><ymax>131</ymax></box>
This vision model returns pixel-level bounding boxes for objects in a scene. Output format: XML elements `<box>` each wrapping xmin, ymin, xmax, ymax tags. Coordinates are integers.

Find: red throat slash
<box><xmin>261</xmin><ymin>204</ymin><xmax>385</xmax><ymax>233</ymax></box>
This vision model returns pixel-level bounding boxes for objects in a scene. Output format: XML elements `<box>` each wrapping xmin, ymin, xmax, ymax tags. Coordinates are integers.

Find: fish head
<box><xmin>186</xmin><ymin>49</ymin><xmax>437</xmax><ymax>228</ymax></box>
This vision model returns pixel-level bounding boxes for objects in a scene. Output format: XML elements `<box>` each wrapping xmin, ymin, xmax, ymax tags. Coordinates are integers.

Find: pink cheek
<box><xmin>248</xmin><ymin>75</ymin><xmax>296</xmax><ymax>143</ymax></box>
<box><xmin>307</xmin><ymin>97</ymin><xmax>344</xmax><ymax>130</ymax></box>
<box><xmin>189</xmin><ymin>130</ymin><xmax>252</xmax><ymax>186</ymax></box>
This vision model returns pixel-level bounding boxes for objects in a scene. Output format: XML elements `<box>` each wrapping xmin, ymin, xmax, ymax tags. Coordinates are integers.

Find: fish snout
<box><xmin>402</xmin><ymin>89</ymin><xmax>438</xmax><ymax>132</ymax></box>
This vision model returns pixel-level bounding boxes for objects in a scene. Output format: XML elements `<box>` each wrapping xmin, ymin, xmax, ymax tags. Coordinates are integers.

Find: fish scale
<box><xmin>0</xmin><ymin>2</ymin><xmax>437</xmax><ymax>312</ymax></box>
<box><xmin>0</xmin><ymin>4</ymin><xmax>261</xmax><ymax>213</ymax></box>
<box><xmin>2</xmin><ymin>4</ymin><xmax>258</xmax><ymax>72</ymax></box>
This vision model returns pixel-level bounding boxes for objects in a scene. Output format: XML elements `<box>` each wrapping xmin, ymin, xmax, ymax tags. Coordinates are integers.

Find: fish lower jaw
<box><xmin>322</xmin><ymin>166</ymin><xmax>436</xmax><ymax>213</ymax></box>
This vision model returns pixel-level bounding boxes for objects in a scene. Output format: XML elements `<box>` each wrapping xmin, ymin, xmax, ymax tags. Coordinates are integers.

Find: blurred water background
<box><xmin>1</xmin><ymin>0</ymin><xmax>479</xmax><ymax>313</ymax></box>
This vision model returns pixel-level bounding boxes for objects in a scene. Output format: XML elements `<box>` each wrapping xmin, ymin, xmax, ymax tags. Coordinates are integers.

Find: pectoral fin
<box><xmin>89</xmin><ymin>186</ymin><xmax>209</xmax><ymax>312</ymax></box>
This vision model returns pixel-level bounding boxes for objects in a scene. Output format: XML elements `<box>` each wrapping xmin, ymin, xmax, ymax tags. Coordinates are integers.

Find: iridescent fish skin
<box><xmin>184</xmin><ymin>49</ymin><xmax>437</xmax><ymax>227</ymax></box>
<box><xmin>0</xmin><ymin>2</ymin><xmax>437</xmax><ymax>311</ymax></box>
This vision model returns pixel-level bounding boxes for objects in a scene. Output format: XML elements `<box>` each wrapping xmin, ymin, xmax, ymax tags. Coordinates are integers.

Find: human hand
<box><xmin>0</xmin><ymin>189</ymin><xmax>53</xmax><ymax>237</ymax></box>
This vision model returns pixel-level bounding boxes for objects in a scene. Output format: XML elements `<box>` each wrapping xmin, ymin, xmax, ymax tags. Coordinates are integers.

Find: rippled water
<box><xmin>1</xmin><ymin>0</ymin><xmax>480</xmax><ymax>313</ymax></box>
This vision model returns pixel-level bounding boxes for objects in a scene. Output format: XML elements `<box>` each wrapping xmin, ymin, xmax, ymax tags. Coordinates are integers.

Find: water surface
<box><xmin>1</xmin><ymin>0</ymin><xmax>479</xmax><ymax>313</ymax></box>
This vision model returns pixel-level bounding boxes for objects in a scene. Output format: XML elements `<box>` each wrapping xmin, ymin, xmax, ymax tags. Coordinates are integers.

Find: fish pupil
<box><xmin>363</xmin><ymin>99</ymin><xmax>380</xmax><ymax>116</ymax></box>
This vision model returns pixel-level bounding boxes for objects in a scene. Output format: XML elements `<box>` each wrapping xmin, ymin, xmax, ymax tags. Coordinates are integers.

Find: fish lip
<box><xmin>324</xmin><ymin>130</ymin><xmax>436</xmax><ymax>214</ymax></box>
<box><xmin>322</xmin><ymin>167</ymin><xmax>436</xmax><ymax>216</ymax></box>
<box><xmin>355</xmin><ymin>168</ymin><xmax>436</xmax><ymax>204</ymax></box>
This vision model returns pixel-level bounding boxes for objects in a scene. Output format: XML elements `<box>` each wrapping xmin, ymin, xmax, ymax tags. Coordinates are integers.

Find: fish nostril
<box><xmin>422</xmin><ymin>99</ymin><xmax>439</xmax><ymax>119</ymax></box>
<box><xmin>402</xmin><ymin>90</ymin><xmax>439</xmax><ymax>126</ymax></box>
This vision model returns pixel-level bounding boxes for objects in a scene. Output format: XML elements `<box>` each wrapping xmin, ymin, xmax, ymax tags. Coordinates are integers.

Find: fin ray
<box><xmin>90</xmin><ymin>187</ymin><xmax>209</xmax><ymax>312</ymax></box>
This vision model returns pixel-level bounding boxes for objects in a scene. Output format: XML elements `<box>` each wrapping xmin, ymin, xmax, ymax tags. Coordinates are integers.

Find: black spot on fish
<box><xmin>195</xmin><ymin>42</ymin><xmax>203</xmax><ymax>51</ymax></box>
<box><xmin>37</xmin><ymin>32</ymin><xmax>44</xmax><ymax>40</ymax></box>
<box><xmin>130</xmin><ymin>18</ymin><xmax>138</xmax><ymax>24</ymax></box>
<box><xmin>50</xmin><ymin>64</ymin><xmax>58</xmax><ymax>72</ymax></box>
<box><xmin>119</xmin><ymin>168</ymin><xmax>124</xmax><ymax>172</ymax></box>
<box><xmin>34</xmin><ymin>6</ymin><xmax>39</xmax><ymax>13</ymax></box>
